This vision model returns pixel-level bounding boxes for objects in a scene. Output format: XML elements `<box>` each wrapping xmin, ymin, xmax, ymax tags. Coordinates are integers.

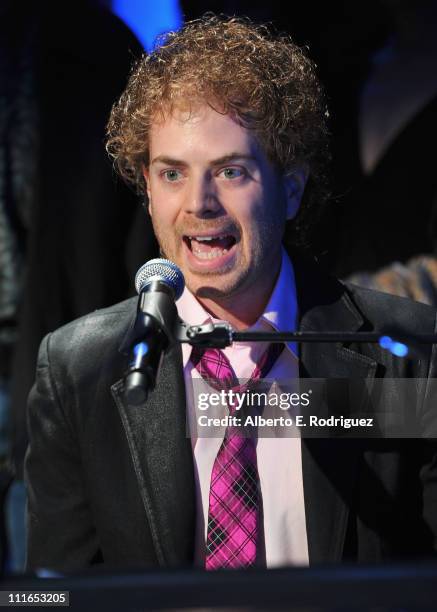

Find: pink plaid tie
<box><xmin>191</xmin><ymin>342</ymin><xmax>284</xmax><ymax>569</ymax></box>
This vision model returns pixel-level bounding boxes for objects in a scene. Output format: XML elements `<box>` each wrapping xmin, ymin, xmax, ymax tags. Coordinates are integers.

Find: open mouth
<box><xmin>183</xmin><ymin>234</ymin><xmax>237</xmax><ymax>260</ymax></box>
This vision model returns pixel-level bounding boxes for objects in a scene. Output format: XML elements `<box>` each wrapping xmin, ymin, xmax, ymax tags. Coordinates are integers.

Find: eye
<box><xmin>219</xmin><ymin>167</ymin><xmax>245</xmax><ymax>179</ymax></box>
<box><xmin>162</xmin><ymin>169</ymin><xmax>183</xmax><ymax>182</ymax></box>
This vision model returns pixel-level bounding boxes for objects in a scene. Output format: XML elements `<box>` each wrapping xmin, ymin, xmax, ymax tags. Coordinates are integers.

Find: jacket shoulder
<box><xmin>344</xmin><ymin>282</ymin><xmax>437</xmax><ymax>334</ymax></box>
<box><xmin>38</xmin><ymin>298</ymin><xmax>136</xmax><ymax>376</ymax></box>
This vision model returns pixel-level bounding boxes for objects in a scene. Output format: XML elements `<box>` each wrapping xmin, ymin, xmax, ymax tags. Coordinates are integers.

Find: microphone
<box><xmin>124</xmin><ymin>258</ymin><xmax>185</xmax><ymax>405</ymax></box>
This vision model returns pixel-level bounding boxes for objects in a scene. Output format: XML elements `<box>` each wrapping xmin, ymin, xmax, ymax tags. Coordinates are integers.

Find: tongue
<box><xmin>191</xmin><ymin>236</ymin><xmax>233</xmax><ymax>253</ymax></box>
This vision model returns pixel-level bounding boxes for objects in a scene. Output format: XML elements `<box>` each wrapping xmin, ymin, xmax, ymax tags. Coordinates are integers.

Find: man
<box><xmin>25</xmin><ymin>16</ymin><xmax>437</xmax><ymax>571</ymax></box>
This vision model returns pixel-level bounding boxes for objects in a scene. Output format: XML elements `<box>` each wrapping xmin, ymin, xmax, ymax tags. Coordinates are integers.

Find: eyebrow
<box><xmin>150</xmin><ymin>153</ymin><xmax>258</xmax><ymax>167</ymax></box>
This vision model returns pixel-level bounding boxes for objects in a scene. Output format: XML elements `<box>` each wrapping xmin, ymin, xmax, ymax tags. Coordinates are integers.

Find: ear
<box><xmin>142</xmin><ymin>165</ymin><xmax>152</xmax><ymax>217</ymax></box>
<box><xmin>282</xmin><ymin>166</ymin><xmax>309</xmax><ymax>220</ymax></box>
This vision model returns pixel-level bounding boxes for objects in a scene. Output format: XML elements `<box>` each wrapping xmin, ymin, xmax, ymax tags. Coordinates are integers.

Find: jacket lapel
<box><xmin>111</xmin><ymin>338</ymin><xmax>195</xmax><ymax>567</ymax></box>
<box><xmin>293</xmin><ymin>253</ymin><xmax>378</xmax><ymax>563</ymax></box>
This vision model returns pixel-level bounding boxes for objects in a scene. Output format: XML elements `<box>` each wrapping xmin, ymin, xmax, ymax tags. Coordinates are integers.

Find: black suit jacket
<box><xmin>24</xmin><ymin>256</ymin><xmax>437</xmax><ymax>571</ymax></box>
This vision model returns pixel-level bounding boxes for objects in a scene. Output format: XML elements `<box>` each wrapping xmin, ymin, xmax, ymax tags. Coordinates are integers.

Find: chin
<box><xmin>195</xmin><ymin>286</ymin><xmax>229</xmax><ymax>299</ymax></box>
<box><xmin>191</xmin><ymin>275</ymin><xmax>247</xmax><ymax>300</ymax></box>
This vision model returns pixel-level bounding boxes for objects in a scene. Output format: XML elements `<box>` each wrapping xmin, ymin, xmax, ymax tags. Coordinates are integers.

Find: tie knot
<box><xmin>190</xmin><ymin>342</ymin><xmax>284</xmax><ymax>395</ymax></box>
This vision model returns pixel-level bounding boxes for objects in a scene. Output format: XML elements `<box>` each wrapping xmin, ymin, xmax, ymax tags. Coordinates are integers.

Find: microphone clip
<box><xmin>177</xmin><ymin>321</ymin><xmax>233</xmax><ymax>349</ymax></box>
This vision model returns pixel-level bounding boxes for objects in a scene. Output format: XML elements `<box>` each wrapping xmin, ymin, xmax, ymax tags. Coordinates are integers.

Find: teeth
<box><xmin>192</xmin><ymin>248</ymin><xmax>228</xmax><ymax>259</ymax></box>
<box><xmin>187</xmin><ymin>236</ymin><xmax>230</xmax><ymax>242</ymax></box>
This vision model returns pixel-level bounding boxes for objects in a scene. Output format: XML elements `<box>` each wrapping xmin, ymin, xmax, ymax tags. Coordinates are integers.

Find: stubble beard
<box><xmin>151</xmin><ymin>214</ymin><xmax>283</xmax><ymax>304</ymax></box>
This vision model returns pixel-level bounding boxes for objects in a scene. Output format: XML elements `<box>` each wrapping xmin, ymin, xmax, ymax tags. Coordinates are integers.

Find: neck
<box><xmin>196</xmin><ymin>259</ymin><xmax>282</xmax><ymax>331</ymax></box>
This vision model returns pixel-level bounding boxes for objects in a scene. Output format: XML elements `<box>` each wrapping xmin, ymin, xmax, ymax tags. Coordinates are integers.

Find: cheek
<box><xmin>239</xmin><ymin>196</ymin><xmax>276</xmax><ymax>234</ymax></box>
<box><xmin>149</xmin><ymin>203</ymin><xmax>171</xmax><ymax>242</ymax></box>
<box><xmin>241</xmin><ymin>203</ymin><xmax>286</xmax><ymax>248</ymax></box>
<box><xmin>149</xmin><ymin>191</ymin><xmax>180</xmax><ymax>226</ymax></box>
<box><xmin>232</xmin><ymin>186</ymin><xmax>266</xmax><ymax>225</ymax></box>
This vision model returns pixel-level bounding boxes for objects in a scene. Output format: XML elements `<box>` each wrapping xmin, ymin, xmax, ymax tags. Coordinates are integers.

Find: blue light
<box><xmin>379</xmin><ymin>335</ymin><xmax>392</xmax><ymax>349</ymax></box>
<box><xmin>391</xmin><ymin>342</ymin><xmax>409</xmax><ymax>357</ymax></box>
<box><xmin>379</xmin><ymin>335</ymin><xmax>408</xmax><ymax>357</ymax></box>
<box><xmin>111</xmin><ymin>0</ymin><xmax>183</xmax><ymax>51</ymax></box>
<box><xmin>134</xmin><ymin>342</ymin><xmax>149</xmax><ymax>358</ymax></box>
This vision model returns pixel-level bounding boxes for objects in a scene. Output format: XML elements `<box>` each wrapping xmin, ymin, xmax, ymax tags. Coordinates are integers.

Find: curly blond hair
<box><xmin>106</xmin><ymin>15</ymin><xmax>330</xmax><ymax>245</ymax></box>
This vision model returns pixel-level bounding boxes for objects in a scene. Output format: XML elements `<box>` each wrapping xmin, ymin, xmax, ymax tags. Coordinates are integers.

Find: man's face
<box><xmin>144</xmin><ymin>104</ymin><xmax>301</xmax><ymax>307</ymax></box>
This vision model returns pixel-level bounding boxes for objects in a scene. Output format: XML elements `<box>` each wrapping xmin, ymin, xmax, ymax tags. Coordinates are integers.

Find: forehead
<box><xmin>148</xmin><ymin>104</ymin><xmax>262</xmax><ymax>161</ymax></box>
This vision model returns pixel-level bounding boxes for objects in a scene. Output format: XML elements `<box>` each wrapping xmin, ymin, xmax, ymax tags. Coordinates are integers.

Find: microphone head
<box><xmin>134</xmin><ymin>258</ymin><xmax>185</xmax><ymax>300</ymax></box>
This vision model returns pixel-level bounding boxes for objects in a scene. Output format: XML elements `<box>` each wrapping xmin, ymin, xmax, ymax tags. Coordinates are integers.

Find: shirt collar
<box><xmin>177</xmin><ymin>247</ymin><xmax>298</xmax><ymax>367</ymax></box>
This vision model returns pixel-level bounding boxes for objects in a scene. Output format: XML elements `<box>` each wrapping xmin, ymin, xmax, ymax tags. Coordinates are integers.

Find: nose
<box><xmin>183</xmin><ymin>173</ymin><xmax>222</xmax><ymax>217</ymax></box>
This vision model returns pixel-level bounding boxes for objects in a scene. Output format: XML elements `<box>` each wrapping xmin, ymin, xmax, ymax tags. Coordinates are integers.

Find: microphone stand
<box><xmin>176</xmin><ymin>321</ymin><xmax>437</xmax><ymax>356</ymax></box>
<box><xmin>124</xmin><ymin>320</ymin><xmax>436</xmax><ymax>404</ymax></box>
